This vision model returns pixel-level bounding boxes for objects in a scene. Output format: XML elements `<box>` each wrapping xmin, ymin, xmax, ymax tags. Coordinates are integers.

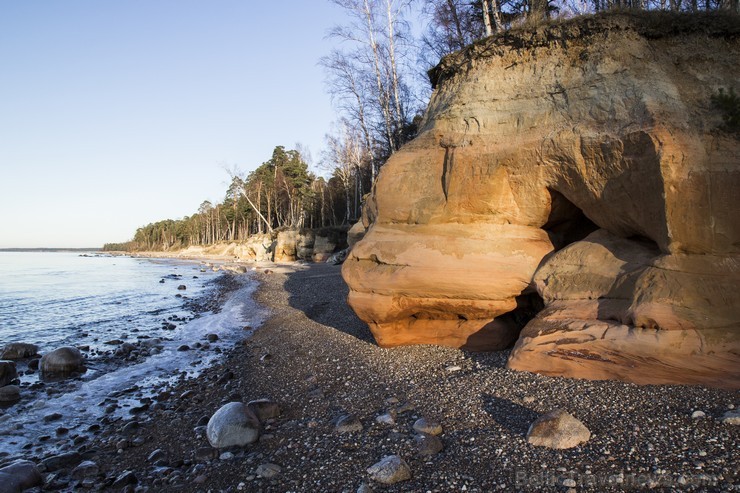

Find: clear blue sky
<box><xmin>0</xmin><ymin>1</ymin><xmax>352</xmax><ymax>248</ymax></box>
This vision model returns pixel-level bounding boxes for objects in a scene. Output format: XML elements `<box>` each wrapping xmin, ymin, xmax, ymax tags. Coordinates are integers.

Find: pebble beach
<box><xmin>2</xmin><ymin>262</ymin><xmax>739</xmax><ymax>492</ymax></box>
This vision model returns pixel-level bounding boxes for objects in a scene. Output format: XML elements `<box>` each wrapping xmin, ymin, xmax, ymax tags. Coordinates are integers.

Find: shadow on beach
<box><xmin>281</xmin><ymin>262</ymin><xmax>376</xmax><ymax>344</ymax></box>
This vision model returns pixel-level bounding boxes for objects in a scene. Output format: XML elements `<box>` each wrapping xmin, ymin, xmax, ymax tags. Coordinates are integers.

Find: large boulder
<box><xmin>40</xmin><ymin>347</ymin><xmax>85</xmax><ymax>378</ymax></box>
<box><xmin>206</xmin><ymin>402</ymin><xmax>261</xmax><ymax>448</ymax></box>
<box><xmin>508</xmin><ymin>231</ymin><xmax>740</xmax><ymax>386</ymax></box>
<box><xmin>0</xmin><ymin>361</ymin><xmax>17</xmax><ymax>387</ymax></box>
<box><xmin>342</xmin><ymin>13</ymin><xmax>740</xmax><ymax>388</ymax></box>
<box><xmin>0</xmin><ymin>343</ymin><xmax>39</xmax><ymax>360</ymax></box>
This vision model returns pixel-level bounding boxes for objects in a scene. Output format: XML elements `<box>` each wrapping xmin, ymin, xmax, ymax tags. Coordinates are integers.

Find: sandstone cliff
<box><xmin>341</xmin><ymin>12</ymin><xmax>740</xmax><ymax>388</ymax></box>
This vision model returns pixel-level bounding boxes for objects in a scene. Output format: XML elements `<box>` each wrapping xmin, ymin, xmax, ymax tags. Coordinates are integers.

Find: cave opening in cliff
<box><xmin>542</xmin><ymin>189</ymin><xmax>599</xmax><ymax>251</ymax></box>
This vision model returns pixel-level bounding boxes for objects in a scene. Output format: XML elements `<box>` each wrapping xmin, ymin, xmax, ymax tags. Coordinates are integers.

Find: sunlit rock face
<box><xmin>342</xmin><ymin>13</ymin><xmax>740</xmax><ymax>388</ymax></box>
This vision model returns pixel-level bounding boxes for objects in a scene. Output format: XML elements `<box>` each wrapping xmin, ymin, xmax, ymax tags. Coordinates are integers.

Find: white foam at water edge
<box><xmin>0</xmin><ymin>274</ymin><xmax>266</xmax><ymax>458</ymax></box>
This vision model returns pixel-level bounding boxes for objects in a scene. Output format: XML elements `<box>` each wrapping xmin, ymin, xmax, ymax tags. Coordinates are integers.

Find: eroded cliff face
<box><xmin>341</xmin><ymin>13</ymin><xmax>740</xmax><ymax>388</ymax></box>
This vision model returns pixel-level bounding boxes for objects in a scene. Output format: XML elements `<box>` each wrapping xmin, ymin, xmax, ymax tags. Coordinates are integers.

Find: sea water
<box><xmin>0</xmin><ymin>252</ymin><xmax>263</xmax><ymax>459</ymax></box>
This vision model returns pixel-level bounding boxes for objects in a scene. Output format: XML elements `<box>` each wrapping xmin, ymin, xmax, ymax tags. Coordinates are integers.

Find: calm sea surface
<box><xmin>0</xmin><ymin>252</ymin><xmax>263</xmax><ymax>459</ymax></box>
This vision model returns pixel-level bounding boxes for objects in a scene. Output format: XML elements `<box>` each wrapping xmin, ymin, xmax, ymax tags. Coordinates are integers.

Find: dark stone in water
<box><xmin>159</xmin><ymin>279</ymin><xmax>165</xmax><ymax>283</ymax></box>
<box><xmin>177</xmin><ymin>345</ymin><xmax>190</xmax><ymax>352</ymax></box>
<box><xmin>177</xmin><ymin>285</ymin><xmax>187</xmax><ymax>290</ymax></box>
<box><xmin>44</xmin><ymin>413</ymin><xmax>63</xmax><ymax>422</ymax></box>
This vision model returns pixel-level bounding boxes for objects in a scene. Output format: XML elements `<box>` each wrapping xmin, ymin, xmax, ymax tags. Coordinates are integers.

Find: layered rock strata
<box><xmin>342</xmin><ymin>13</ymin><xmax>740</xmax><ymax>388</ymax></box>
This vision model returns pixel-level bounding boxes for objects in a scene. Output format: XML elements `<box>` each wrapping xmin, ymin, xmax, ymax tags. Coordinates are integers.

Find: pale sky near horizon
<box><xmin>0</xmin><ymin>1</ymin><xmax>358</xmax><ymax>248</ymax></box>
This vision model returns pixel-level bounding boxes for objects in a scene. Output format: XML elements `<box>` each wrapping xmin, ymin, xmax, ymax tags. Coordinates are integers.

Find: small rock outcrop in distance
<box><xmin>526</xmin><ymin>409</ymin><xmax>591</xmax><ymax>449</ymax></box>
<box><xmin>40</xmin><ymin>347</ymin><xmax>85</xmax><ymax>378</ymax></box>
<box><xmin>274</xmin><ymin>230</ymin><xmax>298</xmax><ymax>262</ymax></box>
<box><xmin>342</xmin><ymin>12</ymin><xmax>740</xmax><ymax>388</ymax></box>
<box><xmin>206</xmin><ymin>402</ymin><xmax>261</xmax><ymax>448</ymax></box>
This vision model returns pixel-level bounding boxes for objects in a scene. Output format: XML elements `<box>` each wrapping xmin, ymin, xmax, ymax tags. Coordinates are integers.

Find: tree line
<box><xmin>104</xmin><ymin>146</ymin><xmax>357</xmax><ymax>251</ymax></box>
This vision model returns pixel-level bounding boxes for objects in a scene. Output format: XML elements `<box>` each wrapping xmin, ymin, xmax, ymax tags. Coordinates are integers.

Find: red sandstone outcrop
<box><xmin>341</xmin><ymin>13</ymin><xmax>740</xmax><ymax>388</ymax></box>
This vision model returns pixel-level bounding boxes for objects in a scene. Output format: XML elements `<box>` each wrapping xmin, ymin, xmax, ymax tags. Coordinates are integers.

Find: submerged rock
<box><xmin>40</xmin><ymin>347</ymin><xmax>85</xmax><ymax>378</ymax></box>
<box><xmin>206</xmin><ymin>402</ymin><xmax>261</xmax><ymax>448</ymax></box>
<box><xmin>526</xmin><ymin>409</ymin><xmax>591</xmax><ymax>449</ymax></box>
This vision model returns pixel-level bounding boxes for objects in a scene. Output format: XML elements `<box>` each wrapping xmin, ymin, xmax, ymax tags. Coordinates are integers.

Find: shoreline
<box><xmin>4</xmin><ymin>260</ymin><xmax>737</xmax><ymax>492</ymax></box>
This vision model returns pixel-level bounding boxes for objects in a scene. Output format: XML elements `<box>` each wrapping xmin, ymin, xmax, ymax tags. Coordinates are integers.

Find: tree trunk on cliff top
<box><xmin>481</xmin><ymin>0</ymin><xmax>493</xmax><ymax>36</ymax></box>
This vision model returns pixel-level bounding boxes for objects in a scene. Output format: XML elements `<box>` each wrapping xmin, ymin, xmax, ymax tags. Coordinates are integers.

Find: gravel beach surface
<box><xmin>15</xmin><ymin>263</ymin><xmax>738</xmax><ymax>492</ymax></box>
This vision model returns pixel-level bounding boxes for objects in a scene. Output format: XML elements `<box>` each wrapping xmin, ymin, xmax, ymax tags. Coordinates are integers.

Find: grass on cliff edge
<box><xmin>429</xmin><ymin>10</ymin><xmax>740</xmax><ymax>88</ymax></box>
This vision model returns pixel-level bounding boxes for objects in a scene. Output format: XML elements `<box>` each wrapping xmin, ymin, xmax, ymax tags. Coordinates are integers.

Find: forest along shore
<box><xmin>48</xmin><ymin>262</ymin><xmax>738</xmax><ymax>493</ymax></box>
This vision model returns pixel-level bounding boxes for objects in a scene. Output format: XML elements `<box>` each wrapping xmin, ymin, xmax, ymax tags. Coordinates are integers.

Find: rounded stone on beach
<box><xmin>206</xmin><ymin>402</ymin><xmax>261</xmax><ymax>448</ymax></box>
<box><xmin>0</xmin><ymin>385</ymin><xmax>20</xmax><ymax>403</ymax></box>
<box><xmin>376</xmin><ymin>411</ymin><xmax>396</xmax><ymax>426</ymax></box>
<box><xmin>721</xmin><ymin>409</ymin><xmax>740</xmax><ymax>425</ymax></box>
<box><xmin>112</xmin><ymin>470</ymin><xmax>137</xmax><ymax>489</ymax></box>
<box><xmin>357</xmin><ymin>482</ymin><xmax>374</xmax><ymax>493</ymax></box>
<box><xmin>0</xmin><ymin>343</ymin><xmax>39</xmax><ymax>360</ymax></box>
<box><xmin>247</xmin><ymin>399</ymin><xmax>281</xmax><ymax>422</ymax></box>
<box><xmin>367</xmin><ymin>455</ymin><xmax>411</xmax><ymax>485</ymax></box>
<box><xmin>0</xmin><ymin>460</ymin><xmax>42</xmax><ymax>492</ymax></box>
<box><xmin>413</xmin><ymin>417</ymin><xmax>443</xmax><ymax>436</ymax></box>
<box><xmin>256</xmin><ymin>463</ymin><xmax>281</xmax><ymax>479</ymax></box>
<box><xmin>526</xmin><ymin>409</ymin><xmax>591</xmax><ymax>449</ymax></box>
<box><xmin>40</xmin><ymin>346</ymin><xmax>85</xmax><ymax>377</ymax></box>
<box><xmin>335</xmin><ymin>414</ymin><xmax>363</xmax><ymax>433</ymax></box>
<box><xmin>414</xmin><ymin>432</ymin><xmax>444</xmax><ymax>456</ymax></box>
<box><xmin>71</xmin><ymin>460</ymin><xmax>99</xmax><ymax>480</ymax></box>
